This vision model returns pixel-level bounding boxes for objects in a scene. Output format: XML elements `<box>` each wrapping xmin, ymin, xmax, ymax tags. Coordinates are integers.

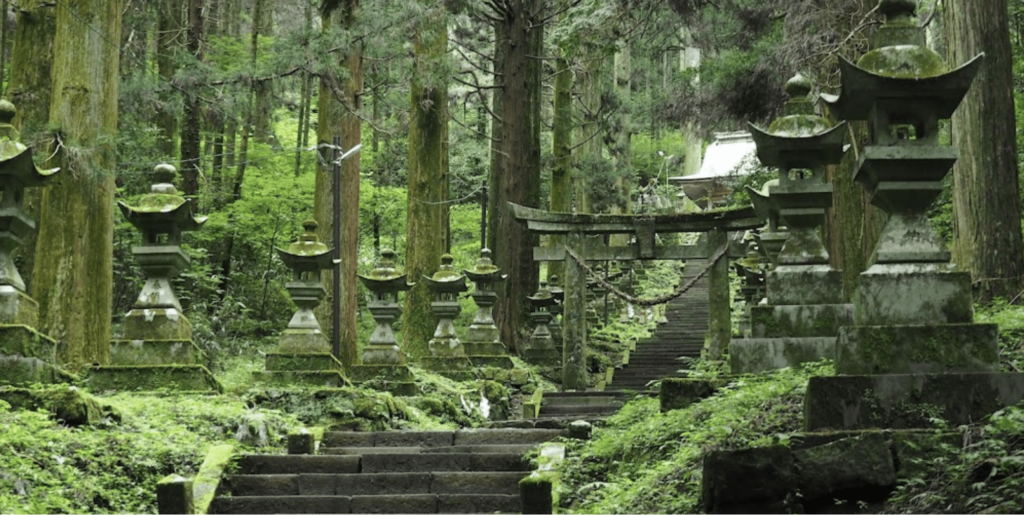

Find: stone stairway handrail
<box><xmin>157</xmin><ymin>442</ymin><xmax>237</xmax><ymax>514</ymax></box>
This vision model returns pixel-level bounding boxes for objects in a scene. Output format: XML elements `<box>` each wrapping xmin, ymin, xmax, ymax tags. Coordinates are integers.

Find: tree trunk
<box><xmin>492</xmin><ymin>0</ymin><xmax>542</xmax><ymax>354</ymax></box>
<box><xmin>946</xmin><ymin>0</ymin><xmax>1024</xmax><ymax>301</ymax></box>
<box><xmin>252</xmin><ymin>0</ymin><xmax>275</xmax><ymax>145</ymax></box>
<box><xmin>548</xmin><ymin>39</ymin><xmax>572</xmax><ymax>280</ymax></box>
<box><xmin>33</xmin><ymin>0</ymin><xmax>120</xmax><ymax>368</ymax></box>
<box><xmin>293</xmin><ymin>0</ymin><xmax>311</xmax><ymax>177</ymax></box>
<box><xmin>179</xmin><ymin>0</ymin><xmax>203</xmax><ymax>200</ymax></box>
<box><xmin>157</xmin><ymin>0</ymin><xmax>182</xmax><ymax>159</ymax></box>
<box><xmin>7</xmin><ymin>0</ymin><xmax>56</xmax><ymax>295</ymax></box>
<box><xmin>403</xmin><ymin>0</ymin><xmax>449</xmax><ymax>360</ymax></box>
<box><xmin>611</xmin><ymin>41</ymin><xmax>631</xmax><ymax>240</ymax></box>
<box><xmin>679</xmin><ymin>28</ymin><xmax>702</xmax><ymax>178</ymax></box>
<box><xmin>574</xmin><ymin>53</ymin><xmax>601</xmax><ymax>214</ymax></box>
<box><xmin>313</xmin><ymin>0</ymin><xmax>361</xmax><ymax>369</ymax></box>
<box><xmin>486</xmin><ymin>19</ymin><xmax>505</xmax><ymax>253</ymax></box>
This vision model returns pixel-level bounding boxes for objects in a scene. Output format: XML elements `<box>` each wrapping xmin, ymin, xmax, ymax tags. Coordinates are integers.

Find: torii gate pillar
<box><xmin>706</xmin><ymin>228</ymin><xmax>731</xmax><ymax>359</ymax></box>
<box><xmin>563</xmin><ymin>231</ymin><xmax>588</xmax><ymax>390</ymax></box>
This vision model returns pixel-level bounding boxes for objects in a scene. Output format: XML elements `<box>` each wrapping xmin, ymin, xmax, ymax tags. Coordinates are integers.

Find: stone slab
<box><xmin>767</xmin><ymin>266</ymin><xmax>845</xmax><ymax>306</ymax></box>
<box><xmin>0</xmin><ymin>355</ymin><xmax>76</xmax><ymax>386</ymax></box>
<box><xmin>729</xmin><ymin>337</ymin><xmax>836</xmax><ymax>374</ymax></box>
<box><xmin>750</xmin><ymin>304</ymin><xmax>854</xmax><ymax>338</ymax></box>
<box><xmin>431</xmin><ymin>472</ymin><xmax>526</xmax><ymax>494</ymax></box>
<box><xmin>86</xmin><ymin>364</ymin><xmax>221</xmax><ymax>393</ymax></box>
<box><xmin>349</xmin><ymin>364</ymin><xmax>414</xmax><ymax>382</ymax></box>
<box><xmin>238</xmin><ymin>455</ymin><xmax>361</xmax><ymax>475</ymax></box>
<box><xmin>0</xmin><ymin>324</ymin><xmax>58</xmax><ymax>360</ymax></box>
<box><xmin>418</xmin><ymin>356</ymin><xmax>475</xmax><ymax>377</ymax></box>
<box><xmin>322</xmin><ymin>431</ymin><xmax>376</xmax><ymax>448</ymax></box>
<box><xmin>659</xmin><ymin>378</ymin><xmax>724</xmax><ymax>411</ymax></box>
<box><xmin>454</xmin><ymin>428</ymin><xmax>566</xmax><ymax>446</ymax></box>
<box><xmin>375</xmin><ymin>431</ymin><xmax>454</xmax><ymax>448</ymax></box>
<box><xmin>332</xmin><ymin>472</ymin><xmax>433</xmax><ymax>495</ymax></box>
<box><xmin>468</xmin><ymin>355</ymin><xmax>514</xmax><ymax>369</ymax></box>
<box><xmin>523</xmin><ymin>347</ymin><xmax>561</xmax><ymax>367</ymax></box>
<box><xmin>0</xmin><ymin>286</ymin><xmax>38</xmax><ymax>327</ymax></box>
<box><xmin>122</xmin><ymin>308</ymin><xmax>193</xmax><ymax>341</ymax></box>
<box><xmin>463</xmin><ymin>342</ymin><xmax>508</xmax><ymax>356</ymax></box>
<box><xmin>252</xmin><ymin>370</ymin><xmax>350</xmax><ymax>388</ymax></box>
<box><xmin>804</xmin><ymin>373</ymin><xmax>1024</xmax><ymax>431</ymax></box>
<box><xmin>350</xmin><ymin>494</ymin><xmax>436</xmax><ymax>514</ymax></box>
<box><xmin>264</xmin><ymin>352</ymin><xmax>343</xmax><ymax>372</ymax></box>
<box><xmin>437</xmin><ymin>494</ymin><xmax>521</xmax><ymax>513</ymax></box>
<box><xmin>854</xmin><ymin>264</ymin><xmax>973</xmax><ymax>326</ymax></box>
<box><xmin>0</xmin><ymin>386</ymin><xmax>114</xmax><ymax>426</ymax></box>
<box><xmin>361</xmin><ymin>453</ymin><xmax>470</xmax><ymax>473</ymax></box>
<box><xmin>109</xmin><ymin>339</ymin><xmax>202</xmax><ymax>366</ymax></box>
<box><xmin>792</xmin><ymin>432</ymin><xmax>896</xmax><ymax>506</ymax></box>
<box><xmin>701</xmin><ymin>445</ymin><xmax>799</xmax><ymax>514</ymax></box>
<box><xmin>277</xmin><ymin>328</ymin><xmax>331</xmax><ymax>354</ymax></box>
<box><xmin>225</xmin><ymin>474</ymin><xmax>299</xmax><ymax>496</ymax></box>
<box><xmin>209</xmin><ymin>495</ymin><xmax>350</xmax><ymax>514</ymax></box>
<box><xmin>835</xmin><ymin>323</ymin><xmax>999</xmax><ymax>375</ymax></box>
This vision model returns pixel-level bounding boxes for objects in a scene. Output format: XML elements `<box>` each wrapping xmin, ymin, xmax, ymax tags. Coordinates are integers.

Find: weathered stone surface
<box><xmin>122</xmin><ymin>308</ymin><xmax>193</xmax><ymax>341</ymax></box>
<box><xmin>349</xmin><ymin>364</ymin><xmax>414</xmax><ymax>382</ymax></box>
<box><xmin>332</xmin><ymin>472</ymin><xmax>433</xmax><ymax>495</ymax></box>
<box><xmin>0</xmin><ymin>386</ymin><xmax>118</xmax><ymax>426</ymax></box>
<box><xmin>854</xmin><ymin>264</ymin><xmax>973</xmax><ymax>326</ymax></box>
<box><xmin>322</xmin><ymin>431</ymin><xmax>376</xmax><ymax>447</ymax></box>
<box><xmin>462</xmin><ymin>342</ymin><xmax>507</xmax><ymax>356</ymax></box>
<box><xmin>418</xmin><ymin>356</ymin><xmax>475</xmax><ymax>377</ymax></box>
<box><xmin>264</xmin><ymin>352</ymin><xmax>343</xmax><ymax>372</ymax></box>
<box><xmin>376</xmin><ymin>431</ymin><xmax>454</xmax><ymax>448</ymax></box>
<box><xmin>362</xmin><ymin>453</ymin><xmax>470</xmax><ymax>473</ymax></box>
<box><xmin>0</xmin><ymin>286</ymin><xmax>38</xmax><ymax>327</ymax></box>
<box><xmin>804</xmin><ymin>373</ymin><xmax>1024</xmax><ymax>431</ymax></box>
<box><xmin>288</xmin><ymin>430</ymin><xmax>315</xmax><ymax>455</ymax></box>
<box><xmin>210</xmin><ymin>495</ymin><xmax>349</xmax><ymax>514</ymax></box>
<box><xmin>730</xmin><ymin>337</ymin><xmax>836</xmax><ymax>374</ymax></box>
<box><xmin>432</xmin><ymin>471</ymin><xmax>525</xmax><ymax>494</ymax></box>
<box><xmin>467</xmin><ymin>355</ymin><xmax>514</xmax><ymax>369</ymax></box>
<box><xmin>350</xmin><ymin>494</ymin><xmax>435</xmax><ymax>514</ymax></box>
<box><xmin>454</xmin><ymin>428</ymin><xmax>566</xmax><ymax>446</ymax></box>
<box><xmin>238</xmin><ymin>455</ymin><xmax>361</xmax><ymax>475</ymax></box>
<box><xmin>156</xmin><ymin>474</ymin><xmax>193</xmax><ymax>515</ymax></box>
<box><xmin>767</xmin><ymin>266</ymin><xmax>845</xmax><ymax>305</ymax></box>
<box><xmin>750</xmin><ymin>304</ymin><xmax>854</xmax><ymax>338</ymax></box>
<box><xmin>835</xmin><ymin>323</ymin><xmax>998</xmax><ymax>375</ymax></box>
<box><xmin>225</xmin><ymin>474</ymin><xmax>298</xmax><ymax>496</ymax></box>
<box><xmin>520</xmin><ymin>474</ymin><xmax>554</xmax><ymax>515</ymax></box>
<box><xmin>252</xmin><ymin>370</ymin><xmax>349</xmax><ymax>389</ymax></box>
<box><xmin>659</xmin><ymin>378</ymin><xmax>723</xmax><ymax>411</ymax></box>
<box><xmin>87</xmin><ymin>364</ymin><xmax>221</xmax><ymax>393</ymax></box>
<box><xmin>109</xmin><ymin>339</ymin><xmax>202</xmax><ymax>366</ymax></box>
<box><xmin>0</xmin><ymin>355</ymin><xmax>76</xmax><ymax>386</ymax></box>
<box><xmin>0</xmin><ymin>324</ymin><xmax>58</xmax><ymax>360</ymax></box>
<box><xmin>793</xmin><ymin>433</ymin><xmax>896</xmax><ymax>505</ymax></box>
<box><xmin>277</xmin><ymin>329</ymin><xmax>330</xmax><ymax>354</ymax></box>
<box><xmin>437</xmin><ymin>493</ymin><xmax>521</xmax><ymax>514</ymax></box>
<box><xmin>701</xmin><ymin>445</ymin><xmax>799</xmax><ymax>514</ymax></box>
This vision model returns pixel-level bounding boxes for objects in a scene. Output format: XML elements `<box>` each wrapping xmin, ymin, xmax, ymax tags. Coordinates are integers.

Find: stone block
<box><xmin>361</xmin><ymin>453</ymin><xmax>470</xmax><ymax>473</ymax></box>
<box><xmin>750</xmin><ymin>304</ymin><xmax>854</xmax><ymax>338</ymax></box>
<box><xmin>109</xmin><ymin>339</ymin><xmax>202</xmax><ymax>366</ymax></box>
<box><xmin>225</xmin><ymin>474</ymin><xmax>298</xmax><ymax>496</ymax></box>
<box><xmin>793</xmin><ymin>433</ymin><xmax>896</xmax><ymax>507</ymax></box>
<box><xmin>0</xmin><ymin>355</ymin><xmax>75</xmax><ymax>386</ymax></box>
<box><xmin>701</xmin><ymin>445</ymin><xmax>799</xmax><ymax>514</ymax></box>
<box><xmin>156</xmin><ymin>474</ymin><xmax>193</xmax><ymax>515</ymax></box>
<box><xmin>238</xmin><ymin>454</ymin><xmax>360</xmax><ymax>475</ymax></box>
<box><xmin>376</xmin><ymin>431</ymin><xmax>454</xmax><ymax>447</ymax></box>
<box><xmin>463</xmin><ymin>342</ymin><xmax>507</xmax><ymax>356</ymax></box>
<box><xmin>468</xmin><ymin>355</ymin><xmax>514</xmax><ymax>369</ymax></box>
<box><xmin>334</xmin><ymin>472</ymin><xmax>432</xmax><ymax>495</ymax></box>
<box><xmin>0</xmin><ymin>324</ymin><xmax>58</xmax><ymax>360</ymax></box>
<box><xmin>0</xmin><ymin>286</ymin><xmax>38</xmax><ymax>327</ymax></box>
<box><xmin>835</xmin><ymin>323</ymin><xmax>999</xmax><ymax>375</ymax></box>
<box><xmin>210</xmin><ymin>495</ymin><xmax>349</xmax><ymax>514</ymax></box>
<box><xmin>854</xmin><ymin>263</ymin><xmax>973</xmax><ymax>326</ymax></box>
<box><xmin>264</xmin><ymin>352</ymin><xmax>343</xmax><ymax>372</ymax></box>
<box><xmin>804</xmin><ymin>373</ymin><xmax>1024</xmax><ymax>431</ymax></box>
<box><xmin>438</xmin><ymin>494</ymin><xmax>521</xmax><ymax>513</ymax></box>
<box><xmin>322</xmin><ymin>431</ymin><xmax>376</xmax><ymax>447</ymax></box>
<box><xmin>418</xmin><ymin>356</ymin><xmax>475</xmax><ymax>377</ymax></box>
<box><xmin>277</xmin><ymin>328</ymin><xmax>330</xmax><ymax>354</ymax></box>
<box><xmin>350</xmin><ymin>494</ymin><xmax>436</xmax><ymax>514</ymax></box>
<box><xmin>767</xmin><ymin>266</ymin><xmax>845</xmax><ymax>305</ymax></box>
<box><xmin>433</xmin><ymin>471</ymin><xmax>524</xmax><ymax>494</ymax></box>
<box><xmin>523</xmin><ymin>347</ymin><xmax>561</xmax><ymax>367</ymax></box>
<box><xmin>252</xmin><ymin>370</ymin><xmax>349</xmax><ymax>388</ymax></box>
<box><xmin>122</xmin><ymin>308</ymin><xmax>193</xmax><ymax>341</ymax></box>
<box><xmin>349</xmin><ymin>364</ymin><xmax>414</xmax><ymax>382</ymax></box>
<box><xmin>729</xmin><ymin>337</ymin><xmax>836</xmax><ymax>374</ymax></box>
<box><xmin>454</xmin><ymin>428</ymin><xmax>566</xmax><ymax>446</ymax></box>
<box><xmin>520</xmin><ymin>475</ymin><xmax>554</xmax><ymax>514</ymax></box>
<box><xmin>288</xmin><ymin>430</ymin><xmax>315</xmax><ymax>455</ymax></box>
<box><xmin>659</xmin><ymin>378</ymin><xmax>723</xmax><ymax>411</ymax></box>
<box><xmin>87</xmin><ymin>364</ymin><xmax>221</xmax><ymax>393</ymax></box>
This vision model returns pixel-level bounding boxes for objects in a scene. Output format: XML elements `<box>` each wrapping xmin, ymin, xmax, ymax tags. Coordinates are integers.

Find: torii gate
<box><xmin>510</xmin><ymin>203</ymin><xmax>764</xmax><ymax>389</ymax></box>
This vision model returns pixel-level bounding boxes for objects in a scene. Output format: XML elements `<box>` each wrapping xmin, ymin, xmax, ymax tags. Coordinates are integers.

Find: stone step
<box><xmin>359</xmin><ymin>453</ymin><xmax>531</xmax><ymax>473</ymax></box>
<box><xmin>543</xmin><ymin>390</ymin><xmax>631</xmax><ymax>398</ymax></box>
<box><xmin>225</xmin><ymin>471</ymin><xmax>528</xmax><ymax>496</ymax></box>
<box><xmin>538</xmin><ymin>404</ymin><xmax>620</xmax><ymax>417</ymax></box>
<box><xmin>210</xmin><ymin>493</ymin><xmax>521</xmax><ymax>514</ymax></box>
<box><xmin>239</xmin><ymin>455</ymin><xmax>360</xmax><ymax>475</ymax></box>
<box><xmin>322</xmin><ymin>428</ymin><xmax>565</xmax><ymax>448</ymax></box>
<box><xmin>320</xmin><ymin>444</ymin><xmax>537</xmax><ymax>455</ymax></box>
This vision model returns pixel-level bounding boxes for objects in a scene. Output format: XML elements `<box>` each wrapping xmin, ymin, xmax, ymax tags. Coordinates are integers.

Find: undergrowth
<box><xmin>558</xmin><ymin>359</ymin><xmax>833</xmax><ymax>514</ymax></box>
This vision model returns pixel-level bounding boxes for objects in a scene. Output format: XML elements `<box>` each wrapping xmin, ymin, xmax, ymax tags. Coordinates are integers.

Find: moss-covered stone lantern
<box><xmin>462</xmin><ymin>248</ymin><xmax>512</xmax><ymax>368</ymax></box>
<box><xmin>419</xmin><ymin>254</ymin><xmax>475</xmax><ymax>377</ymax></box>
<box><xmin>524</xmin><ymin>281</ymin><xmax>560</xmax><ymax>366</ymax></box>
<box><xmin>0</xmin><ymin>100</ymin><xmax>71</xmax><ymax>387</ymax></box>
<box><xmin>357</xmin><ymin>248</ymin><xmax>413</xmax><ymax>365</ymax></box>
<box><xmin>730</xmin><ymin>73</ymin><xmax>854</xmax><ymax>375</ymax></box>
<box><xmin>747</xmin><ymin>179</ymin><xmax>786</xmax><ymax>269</ymax></box>
<box><xmin>547</xmin><ymin>273</ymin><xmax>565</xmax><ymax>346</ymax></box>
<box><xmin>799</xmin><ymin>0</ymin><xmax>1014</xmax><ymax>432</ymax></box>
<box><xmin>90</xmin><ymin>164</ymin><xmax>219</xmax><ymax>392</ymax></box>
<box><xmin>256</xmin><ymin>220</ymin><xmax>350</xmax><ymax>387</ymax></box>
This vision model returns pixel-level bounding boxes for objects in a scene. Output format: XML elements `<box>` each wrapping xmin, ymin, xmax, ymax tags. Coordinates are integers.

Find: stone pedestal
<box><xmin>462</xmin><ymin>249</ymin><xmax>513</xmax><ymax>370</ymax></box>
<box><xmin>355</xmin><ymin>249</ymin><xmax>416</xmax><ymax>392</ymax></box>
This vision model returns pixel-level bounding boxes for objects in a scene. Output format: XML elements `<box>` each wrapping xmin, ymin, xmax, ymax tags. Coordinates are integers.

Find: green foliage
<box><xmin>975</xmin><ymin>299</ymin><xmax>1024</xmax><ymax>372</ymax></box>
<box><xmin>557</xmin><ymin>359</ymin><xmax>834</xmax><ymax>513</ymax></box>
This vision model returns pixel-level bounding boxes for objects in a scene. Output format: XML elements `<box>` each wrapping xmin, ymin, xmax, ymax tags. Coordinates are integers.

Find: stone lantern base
<box><xmin>350</xmin><ymin>364</ymin><xmax>419</xmax><ymax>396</ymax></box>
<box><xmin>0</xmin><ymin>325</ymin><xmax>75</xmax><ymax>386</ymax></box>
<box><xmin>420</xmin><ymin>356</ymin><xmax>476</xmax><ymax>380</ymax></box>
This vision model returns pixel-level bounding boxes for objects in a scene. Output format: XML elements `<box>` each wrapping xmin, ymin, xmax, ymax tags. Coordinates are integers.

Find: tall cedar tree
<box><xmin>156</xmin><ymin>0</ymin><xmax>182</xmax><ymax>159</ymax></box>
<box><xmin>32</xmin><ymin>0</ymin><xmax>121</xmax><ymax>367</ymax></box>
<box><xmin>489</xmin><ymin>0</ymin><xmax>543</xmax><ymax>353</ymax></box>
<box><xmin>180</xmin><ymin>0</ymin><xmax>203</xmax><ymax>200</ymax></box>
<box><xmin>403</xmin><ymin>0</ymin><xmax>449</xmax><ymax>359</ymax></box>
<box><xmin>548</xmin><ymin>18</ymin><xmax>573</xmax><ymax>280</ymax></box>
<box><xmin>945</xmin><ymin>0</ymin><xmax>1024</xmax><ymax>301</ymax></box>
<box><xmin>314</xmin><ymin>0</ymin><xmax>362</xmax><ymax>369</ymax></box>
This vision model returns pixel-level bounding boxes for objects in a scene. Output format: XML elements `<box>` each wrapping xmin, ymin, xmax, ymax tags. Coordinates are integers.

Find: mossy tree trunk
<box><xmin>156</xmin><ymin>0</ymin><xmax>182</xmax><ymax>160</ymax></box>
<box><xmin>491</xmin><ymin>0</ymin><xmax>542</xmax><ymax>354</ymax></box>
<box><xmin>548</xmin><ymin>35</ymin><xmax>573</xmax><ymax>280</ymax></box>
<box><xmin>179</xmin><ymin>0</ymin><xmax>203</xmax><ymax>200</ymax></box>
<box><xmin>313</xmin><ymin>0</ymin><xmax>361</xmax><ymax>369</ymax></box>
<box><xmin>573</xmin><ymin>52</ymin><xmax>602</xmax><ymax>214</ymax></box>
<box><xmin>610</xmin><ymin>41</ymin><xmax>631</xmax><ymax>243</ymax></box>
<box><xmin>7</xmin><ymin>0</ymin><xmax>56</xmax><ymax>295</ymax></box>
<box><xmin>403</xmin><ymin>0</ymin><xmax>449</xmax><ymax>360</ymax></box>
<box><xmin>945</xmin><ymin>0</ymin><xmax>1024</xmax><ymax>301</ymax></box>
<box><xmin>486</xmin><ymin>20</ymin><xmax>504</xmax><ymax>254</ymax></box>
<box><xmin>252</xmin><ymin>0</ymin><xmax>275</xmax><ymax>145</ymax></box>
<box><xmin>33</xmin><ymin>0</ymin><xmax>121</xmax><ymax>368</ymax></box>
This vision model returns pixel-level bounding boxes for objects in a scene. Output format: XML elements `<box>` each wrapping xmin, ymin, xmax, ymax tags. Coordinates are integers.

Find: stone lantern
<box><xmin>357</xmin><ymin>248</ymin><xmax>414</xmax><ymax>365</ymax></box>
<box><xmin>801</xmin><ymin>0</ymin><xmax>1015</xmax><ymax>432</ymax></box>
<box><xmin>91</xmin><ymin>164</ymin><xmax>219</xmax><ymax>392</ymax></box>
<box><xmin>0</xmin><ymin>100</ymin><xmax>68</xmax><ymax>387</ymax></box>
<box><xmin>462</xmin><ymin>248</ymin><xmax>512</xmax><ymax>368</ymax></box>
<box><xmin>524</xmin><ymin>281</ymin><xmax>560</xmax><ymax>366</ymax></box>
<box><xmin>747</xmin><ymin>179</ymin><xmax>786</xmax><ymax>269</ymax></box>
<box><xmin>547</xmin><ymin>274</ymin><xmax>565</xmax><ymax>345</ymax></box>
<box><xmin>256</xmin><ymin>220</ymin><xmax>349</xmax><ymax>387</ymax></box>
<box><xmin>730</xmin><ymin>73</ymin><xmax>854</xmax><ymax>374</ymax></box>
<box><xmin>420</xmin><ymin>254</ymin><xmax>474</xmax><ymax>376</ymax></box>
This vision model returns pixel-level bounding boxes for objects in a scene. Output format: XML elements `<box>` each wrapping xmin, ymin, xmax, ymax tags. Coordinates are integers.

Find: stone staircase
<box><xmin>210</xmin><ymin>428</ymin><xmax>566</xmax><ymax>514</ymax></box>
<box><xmin>536</xmin><ymin>390</ymin><xmax>628</xmax><ymax>421</ymax></box>
<box><xmin>608</xmin><ymin>259</ymin><xmax>709</xmax><ymax>392</ymax></box>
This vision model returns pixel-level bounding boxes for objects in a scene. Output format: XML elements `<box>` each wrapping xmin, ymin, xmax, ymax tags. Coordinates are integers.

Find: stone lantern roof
<box><xmin>117</xmin><ymin>164</ymin><xmax>206</xmax><ymax>238</ymax></box>
<box><xmin>358</xmin><ymin>248</ymin><xmax>414</xmax><ymax>292</ymax></box>
<box><xmin>422</xmin><ymin>254</ymin><xmax>468</xmax><ymax>293</ymax></box>
<box><xmin>276</xmin><ymin>219</ymin><xmax>333</xmax><ymax>273</ymax></box>
<box><xmin>0</xmin><ymin>100</ymin><xmax>58</xmax><ymax>188</ymax></box>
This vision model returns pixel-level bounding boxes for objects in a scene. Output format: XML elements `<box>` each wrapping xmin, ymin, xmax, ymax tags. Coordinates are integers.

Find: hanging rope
<box><xmin>563</xmin><ymin>243</ymin><xmax>729</xmax><ymax>307</ymax></box>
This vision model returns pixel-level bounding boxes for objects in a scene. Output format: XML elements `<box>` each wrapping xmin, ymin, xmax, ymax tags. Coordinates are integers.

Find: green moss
<box><xmin>192</xmin><ymin>444</ymin><xmax>235</xmax><ymax>515</ymax></box>
<box><xmin>0</xmin><ymin>385</ymin><xmax>118</xmax><ymax>426</ymax></box>
<box><xmin>857</xmin><ymin>45</ymin><xmax>947</xmax><ymax>79</ymax></box>
<box><xmin>836</xmin><ymin>324</ymin><xmax>999</xmax><ymax>375</ymax></box>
